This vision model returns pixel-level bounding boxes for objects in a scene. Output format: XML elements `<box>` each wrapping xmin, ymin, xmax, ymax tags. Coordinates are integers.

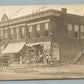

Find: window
<box><xmin>45</xmin><ymin>22</ymin><xmax>48</xmax><ymax>30</ymax></box>
<box><xmin>74</xmin><ymin>32</ymin><xmax>78</xmax><ymax>38</ymax></box>
<box><xmin>22</xmin><ymin>27</ymin><xmax>25</xmax><ymax>36</ymax></box>
<box><xmin>68</xmin><ymin>24</ymin><xmax>72</xmax><ymax>31</ymax></box>
<box><xmin>0</xmin><ymin>30</ymin><xmax>3</xmax><ymax>39</ymax></box>
<box><xmin>29</xmin><ymin>26</ymin><xmax>32</xmax><ymax>32</ymax></box>
<box><xmin>10</xmin><ymin>28</ymin><xmax>14</xmax><ymax>39</ymax></box>
<box><xmin>37</xmin><ymin>24</ymin><xmax>40</xmax><ymax>31</ymax></box>
<box><xmin>74</xmin><ymin>25</ymin><xmax>79</xmax><ymax>32</ymax></box>
<box><xmin>36</xmin><ymin>24</ymin><xmax>40</xmax><ymax>38</ymax></box>
<box><xmin>68</xmin><ymin>24</ymin><xmax>73</xmax><ymax>38</ymax></box>
<box><xmin>28</xmin><ymin>26</ymin><xmax>32</xmax><ymax>38</ymax></box>
<box><xmin>44</xmin><ymin>23</ymin><xmax>49</xmax><ymax>36</ymax></box>
<box><xmin>20</xmin><ymin>27</ymin><xmax>25</xmax><ymax>38</ymax></box>
<box><xmin>80</xmin><ymin>26</ymin><xmax>84</xmax><ymax>39</ymax></box>
<box><xmin>16</xmin><ymin>27</ymin><xmax>19</xmax><ymax>39</ymax></box>
<box><xmin>5</xmin><ymin>32</ymin><xmax>8</xmax><ymax>39</ymax></box>
<box><xmin>5</xmin><ymin>28</ymin><xmax>8</xmax><ymax>39</ymax></box>
<box><xmin>74</xmin><ymin>25</ymin><xmax>79</xmax><ymax>38</ymax></box>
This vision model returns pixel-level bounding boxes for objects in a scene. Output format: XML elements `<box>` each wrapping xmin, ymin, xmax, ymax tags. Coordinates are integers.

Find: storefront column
<box><xmin>20</xmin><ymin>55</ymin><xmax>22</xmax><ymax>64</ymax></box>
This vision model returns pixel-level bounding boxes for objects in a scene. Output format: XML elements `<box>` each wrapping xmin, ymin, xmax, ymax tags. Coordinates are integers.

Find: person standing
<box><xmin>46</xmin><ymin>55</ymin><xmax>49</xmax><ymax>64</ymax></box>
<box><xmin>2</xmin><ymin>57</ymin><xmax>8</xmax><ymax>71</ymax></box>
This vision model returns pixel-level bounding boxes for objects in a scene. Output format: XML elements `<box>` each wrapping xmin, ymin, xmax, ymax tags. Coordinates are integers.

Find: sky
<box><xmin>0</xmin><ymin>4</ymin><xmax>84</xmax><ymax>21</ymax></box>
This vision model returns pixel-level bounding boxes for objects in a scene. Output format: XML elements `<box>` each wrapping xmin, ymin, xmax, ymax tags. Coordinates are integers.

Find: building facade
<box><xmin>0</xmin><ymin>8</ymin><xmax>84</xmax><ymax>66</ymax></box>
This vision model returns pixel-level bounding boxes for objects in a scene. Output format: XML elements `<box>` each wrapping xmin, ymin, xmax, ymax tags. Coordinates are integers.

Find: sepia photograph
<box><xmin>0</xmin><ymin>4</ymin><xmax>84</xmax><ymax>80</ymax></box>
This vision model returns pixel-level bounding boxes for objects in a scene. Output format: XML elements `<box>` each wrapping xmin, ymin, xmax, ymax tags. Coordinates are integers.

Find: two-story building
<box><xmin>0</xmin><ymin>8</ymin><xmax>84</xmax><ymax>66</ymax></box>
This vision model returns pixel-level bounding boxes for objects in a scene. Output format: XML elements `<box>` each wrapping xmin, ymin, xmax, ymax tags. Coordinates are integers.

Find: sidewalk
<box><xmin>8</xmin><ymin>64</ymin><xmax>84</xmax><ymax>74</ymax></box>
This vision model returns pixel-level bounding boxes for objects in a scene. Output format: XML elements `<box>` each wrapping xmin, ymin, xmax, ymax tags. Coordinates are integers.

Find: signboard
<box><xmin>43</xmin><ymin>42</ymin><xmax>51</xmax><ymax>50</ymax></box>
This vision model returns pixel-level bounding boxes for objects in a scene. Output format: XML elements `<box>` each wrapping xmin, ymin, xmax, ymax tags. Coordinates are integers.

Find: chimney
<box><xmin>61</xmin><ymin>8</ymin><xmax>67</xmax><ymax>13</ymax></box>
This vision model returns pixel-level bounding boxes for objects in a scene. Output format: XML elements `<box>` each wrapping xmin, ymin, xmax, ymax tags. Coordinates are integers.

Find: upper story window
<box><xmin>68</xmin><ymin>24</ymin><xmax>73</xmax><ymax>31</ymax></box>
<box><xmin>5</xmin><ymin>32</ymin><xmax>8</xmax><ymax>39</ymax></box>
<box><xmin>29</xmin><ymin>26</ymin><xmax>32</xmax><ymax>32</ymax></box>
<box><xmin>68</xmin><ymin>24</ymin><xmax>73</xmax><ymax>38</ymax></box>
<box><xmin>5</xmin><ymin>28</ymin><xmax>8</xmax><ymax>39</ymax></box>
<box><xmin>0</xmin><ymin>29</ymin><xmax>3</xmax><ymax>39</ymax></box>
<box><xmin>20</xmin><ymin>27</ymin><xmax>25</xmax><ymax>38</ymax></box>
<box><xmin>16</xmin><ymin>27</ymin><xmax>19</xmax><ymax>39</ymax></box>
<box><xmin>10</xmin><ymin>28</ymin><xmax>14</xmax><ymax>39</ymax></box>
<box><xmin>22</xmin><ymin>27</ymin><xmax>25</xmax><ymax>36</ymax></box>
<box><xmin>44</xmin><ymin>23</ymin><xmax>49</xmax><ymax>36</ymax></box>
<box><xmin>80</xmin><ymin>25</ymin><xmax>84</xmax><ymax>39</ymax></box>
<box><xmin>45</xmin><ymin>22</ymin><xmax>49</xmax><ymax>30</ymax></box>
<box><xmin>36</xmin><ymin>24</ymin><xmax>40</xmax><ymax>31</ymax></box>
<box><xmin>28</xmin><ymin>26</ymin><xmax>32</xmax><ymax>38</ymax></box>
<box><xmin>36</xmin><ymin>24</ymin><xmax>40</xmax><ymax>38</ymax></box>
<box><xmin>74</xmin><ymin>25</ymin><xmax>79</xmax><ymax>38</ymax></box>
<box><xmin>11</xmin><ymin>28</ymin><xmax>13</xmax><ymax>35</ymax></box>
<box><xmin>74</xmin><ymin>25</ymin><xmax>79</xmax><ymax>32</ymax></box>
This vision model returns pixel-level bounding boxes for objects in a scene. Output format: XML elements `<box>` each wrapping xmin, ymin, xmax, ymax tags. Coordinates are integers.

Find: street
<box><xmin>0</xmin><ymin>64</ymin><xmax>84</xmax><ymax>80</ymax></box>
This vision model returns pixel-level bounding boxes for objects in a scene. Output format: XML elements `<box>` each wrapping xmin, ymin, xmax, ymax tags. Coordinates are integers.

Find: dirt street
<box><xmin>0</xmin><ymin>64</ymin><xmax>84</xmax><ymax>80</ymax></box>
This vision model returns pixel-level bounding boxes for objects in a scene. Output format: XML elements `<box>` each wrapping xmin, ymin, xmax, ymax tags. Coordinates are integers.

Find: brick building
<box><xmin>0</xmin><ymin>8</ymin><xmax>84</xmax><ymax>66</ymax></box>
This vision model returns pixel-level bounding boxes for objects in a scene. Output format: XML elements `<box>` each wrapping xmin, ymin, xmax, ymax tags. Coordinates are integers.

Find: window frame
<box><xmin>67</xmin><ymin>24</ymin><xmax>73</xmax><ymax>38</ymax></box>
<box><xmin>80</xmin><ymin>25</ymin><xmax>84</xmax><ymax>39</ymax></box>
<box><xmin>44</xmin><ymin>22</ymin><xmax>49</xmax><ymax>36</ymax></box>
<box><xmin>36</xmin><ymin>24</ymin><xmax>40</xmax><ymax>38</ymax></box>
<box><xmin>74</xmin><ymin>25</ymin><xmax>79</xmax><ymax>39</ymax></box>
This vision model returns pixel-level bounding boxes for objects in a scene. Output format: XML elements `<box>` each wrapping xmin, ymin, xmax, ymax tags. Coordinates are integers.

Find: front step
<box><xmin>71</xmin><ymin>51</ymin><xmax>84</xmax><ymax>64</ymax></box>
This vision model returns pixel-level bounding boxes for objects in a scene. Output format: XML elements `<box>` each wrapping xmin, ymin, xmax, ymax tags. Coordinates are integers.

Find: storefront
<box><xmin>1</xmin><ymin>41</ymin><xmax>60</xmax><ymax>65</ymax></box>
<box><xmin>26</xmin><ymin>41</ymin><xmax>51</xmax><ymax>63</ymax></box>
<box><xmin>2</xmin><ymin>42</ymin><xmax>26</xmax><ymax>65</ymax></box>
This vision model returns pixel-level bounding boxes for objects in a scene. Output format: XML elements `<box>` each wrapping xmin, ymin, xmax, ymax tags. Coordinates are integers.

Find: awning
<box><xmin>26</xmin><ymin>42</ymin><xmax>42</xmax><ymax>47</ymax></box>
<box><xmin>2</xmin><ymin>42</ymin><xmax>26</xmax><ymax>54</ymax></box>
<box><xmin>26</xmin><ymin>41</ymin><xmax>51</xmax><ymax>50</ymax></box>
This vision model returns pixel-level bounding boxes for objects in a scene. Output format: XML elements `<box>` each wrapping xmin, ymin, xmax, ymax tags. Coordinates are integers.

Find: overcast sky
<box><xmin>0</xmin><ymin>4</ymin><xmax>84</xmax><ymax>21</ymax></box>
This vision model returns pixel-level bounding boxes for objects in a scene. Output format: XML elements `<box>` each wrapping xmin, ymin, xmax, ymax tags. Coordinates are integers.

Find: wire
<box><xmin>9</xmin><ymin>8</ymin><xmax>23</xmax><ymax>18</ymax></box>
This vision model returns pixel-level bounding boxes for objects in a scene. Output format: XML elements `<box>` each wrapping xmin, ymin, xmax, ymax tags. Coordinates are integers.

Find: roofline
<box><xmin>0</xmin><ymin>9</ymin><xmax>61</xmax><ymax>27</ymax></box>
<box><xmin>0</xmin><ymin>9</ymin><xmax>60</xmax><ymax>22</ymax></box>
<box><xmin>0</xmin><ymin>8</ymin><xmax>84</xmax><ymax>27</ymax></box>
